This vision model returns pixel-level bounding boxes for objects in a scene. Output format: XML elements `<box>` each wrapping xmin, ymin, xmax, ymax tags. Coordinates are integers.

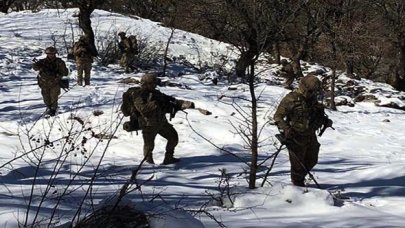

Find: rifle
<box><xmin>166</xmin><ymin>100</ymin><xmax>212</xmax><ymax>120</ymax></box>
<box><xmin>33</xmin><ymin>58</ymin><xmax>69</xmax><ymax>92</ymax></box>
<box><xmin>275</xmin><ymin>133</ymin><xmax>289</xmax><ymax>145</ymax></box>
<box><xmin>155</xmin><ymin>92</ymin><xmax>212</xmax><ymax>120</ymax></box>
<box><xmin>274</xmin><ymin>132</ymin><xmax>322</xmax><ymax>188</ymax></box>
<box><xmin>318</xmin><ymin>118</ymin><xmax>335</xmax><ymax>137</ymax></box>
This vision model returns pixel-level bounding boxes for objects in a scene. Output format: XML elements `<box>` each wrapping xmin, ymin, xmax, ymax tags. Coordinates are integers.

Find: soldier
<box><xmin>118</xmin><ymin>32</ymin><xmax>138</xmax><ymax>73</ymax></box>
<box><xmin>279</xmin><ymin>59</ymin><xmax>296</xmax><ymax>90</ymax></box>
<box><xmin>73</xmin><ymin>35</ymin><xmax>94</xmax><ymax>86</ymax></box>
<box><xmin>128</xmin><ymin>74</ymin><xmax>194</xmax><ymax>164</ymax></box>
<box><xmin>273</xmin><ymin>75</ymin><xmax>333</xmax><ymax>187</ymax></box>
<box><xmin>33</xmin><ymin>47</ymin><xmax>69</xmax><ymax>116</ymax></box>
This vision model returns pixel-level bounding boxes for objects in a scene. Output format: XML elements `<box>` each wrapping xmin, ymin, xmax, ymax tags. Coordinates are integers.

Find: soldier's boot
<box><xmin>144</xmin><ymin>154</ymin><xmax>154</xmax><ymax>164</ymax></box>
<box><xmin>77</xmin><ymin>79</ymin><xmax>83</xmax><ymax>86</ymax></box>
<box><xmin>84</xmin><ymin>78</ymin><xmax>90</xmax><ymax>86</ymax></box>
<box><xmin>162</xmin><ymin>154</ymin><xmax>180</xmax><ymax>165</ymax></box>
<box><xmin>292</xmin><ymin>180</ymin><xmax>305</xmax><ymax>187</ymax></box>
<box><xmin>46</xmin><ymin>108</ymin><xmax>57</xmax><ymax>116</ymax></box>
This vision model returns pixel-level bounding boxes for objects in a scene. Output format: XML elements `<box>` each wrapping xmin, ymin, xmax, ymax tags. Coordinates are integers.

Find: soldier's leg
<box><xmin>142</xmin><ymin>127</ymin><xmax>158</xmax><ymax>164</ymax></box>
<box><xmin>287</xmin><ymin>143</ymin><xmax>308</xmax><ymax>186</ymax></box>
<box><xmin>158</xmin><ymin>123</ymin><xmax>179</xmax><ymax>164</ymax></box>
<box><xmin>76</xmin><ymin>62</ymin><xmax>83</xmax><ymax>86</ymax></box>
<box><xmin>41</xmin><ymin>87</ymin><xmax>52</xmax><ymax>110</ymax></box>
<box><xmin>284</xmin><ymin>76</ymin><xmax>294</xmax><ymax>89</ymax></box>
<box><xmin>84</xmin><ymin>62</ymin><xmax>92</xmax><ymax>86</ymax></box>
<box><xmin>305</xmin><ymin>135</ymin><xmax>320</xmax><ymax>172</ymax></box>
<box><xmin>49</xmin><ymin>85</ymin><xmax>61</xmax><ymax>115</ymax></box>
<box><xmin>119</xmin><ymin>54</ymin><xmax>126</xmax><ymax>67</ymax></box>
<box><xmin>122</xmin><ymin>53</ymin><xmax>130</xmax><ymax>73</ymax></box>
<box><xmin>128</xmin><ymin>55</ymin><xmax>135</xmax><ymax>71</ymax></box>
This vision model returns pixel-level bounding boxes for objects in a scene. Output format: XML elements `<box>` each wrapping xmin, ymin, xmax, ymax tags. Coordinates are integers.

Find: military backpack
<box><xmin>121</xmin><ymin>87</ymin><xmax>142</xmax><ymax>132</ymax></box>
<box><xmin>128</xmin><ymin>35</ymin><xmax>139</xmax><ymax>54</ymax></box>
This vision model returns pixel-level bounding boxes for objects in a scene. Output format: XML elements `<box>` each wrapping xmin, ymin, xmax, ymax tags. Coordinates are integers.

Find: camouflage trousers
<box><xmin>120</xmin><ymin>53</ymin><xmax>135</xmax><ymax>73</ymax></box>
<box><xmin>286</xmin><ymin>132</ymin><xmax>320</xmax><ymax>184</ymax></box>
<box><xmin>284</xmin><ymin>76</ymin><xmax>295</xmax><ymax>88</ymax></box>
<box><xmin>76</xmin><ymin>61</ymin><xmax>92</xmax><ymax>86</ymax></box>
<box><xmin>41</xmin><ymin>84</ymin><xmax>61</xmax><ymax>110</ymax></box>
<box><xmin>141</xmin><ymin>122</ymin><xmax>179</xmax><ymax>160</ymax></box>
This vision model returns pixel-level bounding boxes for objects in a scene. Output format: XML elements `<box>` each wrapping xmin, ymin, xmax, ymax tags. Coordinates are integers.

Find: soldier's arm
<box><xmin>32</xmin><ymin>59</ymin><xmax>44</xmax><ymax>71</ymax></box>
<box><xmin>124</xmin><ymin>40</ymin><xmax>132</xmax><ymax>51</ymax></box>
<box><xmin>175</xmin><ymin>99</ymin><xmax>195</xmax><ymax>110</ymax></box>
<box><xmin>133</xmin><ymin>95</ymin><xmax>158</xmax><ymax>117</ymax></box>
<box><xmin>273</xmin><ymin>95</ymin><xmax>293</xmax><ymax>132</ymax></box>
<box><xmin>58</xmin><ymin>60</ymin><xmax>69</xmax><ymax>77</ymax></box>
<box><xmin>279</xmin><ymin>67</ymin><xmax>286</xmax><ymax>74</ymax></box>
<box><xmin>118</xmin><ymin>41</ymin><xmax>125</xmax><ymax>51</ymax></box>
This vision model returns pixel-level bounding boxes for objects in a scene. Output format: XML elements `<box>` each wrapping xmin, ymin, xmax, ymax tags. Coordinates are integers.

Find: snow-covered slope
<box><xmin>0</xmin><ymin>9</ymin><xmax>405</xmax><ymax>228</ymax></box>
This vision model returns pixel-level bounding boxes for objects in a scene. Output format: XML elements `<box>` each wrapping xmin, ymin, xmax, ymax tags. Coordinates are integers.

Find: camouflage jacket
<box><xmin>119</xmin><ymin>36</ymin><xmax>138</xmax><ymax>54</ymax></box>
<box><xmin>33</xmin><ymin>57</ymin><xmax>68</xmax><ymax>87</ymax></box>
<box><xmin>280</xmin><ymin>64</ymin><xmax>295</xmax><ymax>79</ymax></box>
<box><xmin>73</xmin><ymin>41</ymin><xmax>94</xmax><ymax>63</ymax></box>
<box><xmin>273</xmin><ymin>90</ymin><xmax>327</xmax><ymax>134</ymax></box>
<box><xmin>133</xmin><ymin>88</ymin><xmax>193</xmax><ymax>128</ymax></box>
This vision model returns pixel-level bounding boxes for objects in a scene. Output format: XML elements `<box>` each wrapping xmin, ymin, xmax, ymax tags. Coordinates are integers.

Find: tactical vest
<box><xmin>287</xmin><ymin>93</ymin><xmax>324</xmax><ymax>133</ymax></box>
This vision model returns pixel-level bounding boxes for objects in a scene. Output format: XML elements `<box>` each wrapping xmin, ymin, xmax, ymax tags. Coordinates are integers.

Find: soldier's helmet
<box><xmin>118</xmin><ymin>32</ymin><xmax>126</xmax><ymax>37</ymax></box>
<box><xmin>45</xmin><ymin>46</ymin><xmax>57</xmax><ymax>54</ymax></box>
<box><xmin>280</xmin><ymin>59</ymin><xmax>288</xmax><ymax>65</ymax></box>
<box><xmin>299</xmin><ymin>75</ymin><xmax>321</xmax><ymax>98</ymax></box>
<box><xmin>141</xmin><ymin>73</ymin><xmax>158</xmax><ymax>89</ymax></box>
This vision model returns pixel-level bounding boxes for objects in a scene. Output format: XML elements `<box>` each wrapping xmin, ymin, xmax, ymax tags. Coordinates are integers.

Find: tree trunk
<box><xmin>248</xmin><ymin>63</ymin><xmax>258</xmax><ymax>189</ymax></box>
<box><xmin>291</xmin><ymin>57</ymin><xmax>303</xmax><ymax>78</ymax></box>
<box><xmin>391</xmin><ymin>43</ymin><xmax>405</xmax><ymax>91</ymax></box>
<box><xmin>290</xmin><ymin>43</ymin><xmax>304</xmax><ymax>78</ymax></box>
<box><xmin>273</xmin><ymin>42</ymin><xmax>281</xmax><ymax>64</ymax></box>
<box><xmin>162</xmin><ymin>27</ymin><xmax>175</xmax><ymax>77</ymax></box>
<box><xmin>345</xmin><ymin>57</ymin><xmax>357</xmax><ymax>79</ymax></box>
<box><xmin>235</xmin><ymin>50</ymin><xmax>256</xmax><ymax>82</ymax></box>
<box><xmin>330</xmin><ymin>39</ymin><xmax>337</xmax><ymax>110</ymax></box>
<box><xmin>330</xmin><ymin>68</ymin><xmax>337</xmax><ymax>110</ymax></box>
<box><xmin>0</xmin><ymin>0</ymin><xmax>14</xmax><ymax>13</ymax></box>
<box><xmin>78</xmin><ymin>1</ymin><xmax>104</xmax><ymax>57</ymax></box>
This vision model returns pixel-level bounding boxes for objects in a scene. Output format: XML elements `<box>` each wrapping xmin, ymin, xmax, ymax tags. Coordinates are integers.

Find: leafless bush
<box><xmin>205</xmin><ymin>169</ymin><xmax>235</xmax><ymax>208</ymax></box>
<box><xmin>0</xmin><ymin>100</ymin><xmax>134</xmax><ymax>227</ymax></box>
<box><xmin>95</xmin><ymin>29</ymin><xmax>164</xmax><ymax>68</ymax></box>
<box><xmin>95</xmin><ymin>32</ymin><xmax>121</xmax><ymax>66</ymax></box>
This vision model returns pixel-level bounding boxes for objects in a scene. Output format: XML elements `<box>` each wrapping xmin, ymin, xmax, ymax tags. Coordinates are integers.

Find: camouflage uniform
<box><xmin>33</xmin><ymin>47</ymin><xmax>68</xmax><ymax>116</ymax></box>
<box><xmin>273</xmin><ymin>75</ymin><xmax>332</xmax><ymax>186</ymax></box>
<box><xmin>73</xmin><ymin>36</ymin><xmax>94</xmax><ymax>86</ymax></box>
<box><xmin>118</xmin><ymin>32</ymin><xmax>138</xmax><ymax>73</ymax></box>
<box><xmin>132</xmin><ymin>74</ymin><xmax>194</xmax><ymax>164</ymax></box>
<box><xmin>279</xmin><ymin>59</ymin><xmax>296</xmax><ymax>89</ymax></box>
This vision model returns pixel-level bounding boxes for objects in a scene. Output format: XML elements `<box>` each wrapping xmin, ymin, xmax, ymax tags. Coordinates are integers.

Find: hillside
<box><xmin>0</xmin><ymin>9</ymin><xmax>405</xmax><ymax>227</ymax></box>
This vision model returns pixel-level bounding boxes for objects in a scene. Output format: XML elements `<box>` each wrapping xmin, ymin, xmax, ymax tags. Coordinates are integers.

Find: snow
<box><xmin>1</xmin><ymin>8</ymin><xmax>405</xmax><ymax>228</ymax></box>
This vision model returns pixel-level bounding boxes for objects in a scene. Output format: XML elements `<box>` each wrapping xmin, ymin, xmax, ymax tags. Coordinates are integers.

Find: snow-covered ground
<box><xmin>1</xmin><ymin>9</ymin><xmax>405</xmax><ymax>228</ymax></box>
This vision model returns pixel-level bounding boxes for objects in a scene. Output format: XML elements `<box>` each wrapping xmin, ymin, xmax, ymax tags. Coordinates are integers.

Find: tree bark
<box><xmin>77</xmin><ymin>0</ymin><xmax>106</xmax><ymax>57</ymax></box>
<box><xmin>248</xmin><ymin>63</ymin><xmax>258</xmax><ymax>189</ymax></box>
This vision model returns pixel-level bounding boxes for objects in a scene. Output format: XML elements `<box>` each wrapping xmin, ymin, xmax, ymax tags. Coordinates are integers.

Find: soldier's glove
<box><xmin>181</xmin><ymin>101</ymin><xmax>195</xmax><ymax>110</ymax></box>
<box><xmin>326</xmin><ymin>119</ymin><xmax>333</xmax><ymax>128</ymax></box>
<box><xmin>283</xmin><ymin>127</ymin><xmax>295</xmax><ymax>139</ymax></box>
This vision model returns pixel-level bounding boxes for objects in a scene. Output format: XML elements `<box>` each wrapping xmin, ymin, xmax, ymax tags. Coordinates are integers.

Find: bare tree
<box><xmin>72</xmin><ymin>0</ymin><xmax>107</xmax><ymax>57</ymax></box>
<box><xmin>0</xmin><ymin>0</ymin><xmax>16</xmax><ymax>13</ymax></box>
<box><xmin>283</xmin><ymin>0</ymin><xmax>328</xmax><ymax>78</ymax></box>
<box><xmin>373</xmin><ymin>1</ymin><xmax>405</xmax><ymax>91</ymax></box>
